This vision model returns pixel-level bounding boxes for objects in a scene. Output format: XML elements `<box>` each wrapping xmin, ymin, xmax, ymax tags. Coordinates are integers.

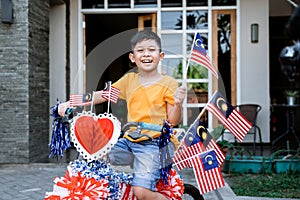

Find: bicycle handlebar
<box><xmin>64</xmin><ymin>106</ymin><xmax>163</xmax><ymax>133</ymax></box>
<box><xmin>121</xmin><ymin>122</ymin><xmax>162</xmax><ymax>132</ymax></box>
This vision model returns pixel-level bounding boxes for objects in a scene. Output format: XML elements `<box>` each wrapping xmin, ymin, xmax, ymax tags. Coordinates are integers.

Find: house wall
<box><xmin>69</xmin><ymin>0</ymin><xmax>82</xmax><ymax>94</ymax></box>
<box><xmin>50</xmin><ymin>5</ymin><xmax>66</xmax><ymax>110</ymax></box>
<box><xmin>0</xmin><ymin>0</ymin><xmax>50</xmax><ymax>163</ymax></box>
<box><xmin>239</xmin><ymin>0</ymin><xmax>270</xmax><ymax>142</ymax></box>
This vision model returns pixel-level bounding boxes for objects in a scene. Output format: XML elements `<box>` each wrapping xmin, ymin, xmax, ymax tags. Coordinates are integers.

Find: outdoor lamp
<box><xmin>1</xmin><ymin>0</ymin><xmax>13</xmax><ymax>24</ymax></box>
<box><xmin>251</xmin><ymin>23</ymin><xmax>259</xmax><ymax>43</ymax></box>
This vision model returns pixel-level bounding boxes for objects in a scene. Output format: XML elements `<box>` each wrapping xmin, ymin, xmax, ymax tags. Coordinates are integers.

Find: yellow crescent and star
<box><xmin>197</xmin><ymin>125</ymin><xmax>207</xmax><ymax>140</ymax></box>
<box><xmin>85</xmin><ymin>93</ymin><xmax>91</xmax><ymax>101</ymax></box>
<box><xmin>195</xmin><ymin>38</ymin><xmax>205</xmax><ymax>49</ymax></box>
<box><xmin>187</xmin><ymin>132</ymin><xmax>194</xmax><ymax>142</ymax></box>
<box><xmin>216</xmin><ymin>97</ymin><xmax>228</xmax><ymax>112</ymax></box>
<box><xmin>205</xmin><ymin>154</ymin><xmax>214</xmax><ymax>165</ymax></box>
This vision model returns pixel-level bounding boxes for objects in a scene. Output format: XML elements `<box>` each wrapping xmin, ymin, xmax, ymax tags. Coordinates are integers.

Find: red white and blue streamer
<box><xmin>49</xmin><ymin>100</ymin><xmax>71</xmax><ymax>159</ymax></box>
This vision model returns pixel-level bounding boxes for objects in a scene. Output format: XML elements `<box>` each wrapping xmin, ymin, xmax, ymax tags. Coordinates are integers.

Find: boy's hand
<box><xmin>174</xmin><ymin>86</ymin><xmax>186</xmax><ymax>105</ymax></box>
<box><xmin>58</xmin><ymin>101</ymin><xmax>70</xmax><ymax>117</ymax></box>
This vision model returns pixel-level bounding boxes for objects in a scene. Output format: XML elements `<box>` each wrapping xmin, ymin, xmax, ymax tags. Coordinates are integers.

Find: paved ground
<box><xmin>0</xmin><ymin>162</ymin><xmax>299</xmax><ymax>200</ymax></box>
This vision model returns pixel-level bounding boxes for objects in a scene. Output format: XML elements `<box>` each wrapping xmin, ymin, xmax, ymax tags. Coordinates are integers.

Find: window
<box><xmin>212</xmin><ymin>0</ymin><xmax>236</xmax><ymax>6</ymax></box>
<box><xmin>161</xmin><ymin>0</ymin><xmax>182</xmax><ymax>7</ymax></box>
<box><xmin>187</xmin><ymin>0</ymin><xmax>207</xmax><ymax>7</ymax></box>
<box><xmin>82</xmin><ymin>0</ymin><xmax>104</xmax><ymax>8</ymax></box>
<box><xmin>108</xmin><ymin>0</ymin><xmax>130</xmax><ymax>8</ymax></box>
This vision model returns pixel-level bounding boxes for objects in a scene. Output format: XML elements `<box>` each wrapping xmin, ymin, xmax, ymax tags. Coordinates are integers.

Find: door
<box><xmin>212</xmin><ymin>10</ymin><xmax>237</xmax><ymax>105</ymax></box>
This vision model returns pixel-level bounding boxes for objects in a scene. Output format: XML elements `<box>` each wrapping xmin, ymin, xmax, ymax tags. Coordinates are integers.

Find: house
<box><xmin>0</xmin><ymin>0</ymin><xmax>299</xmax><ymax>163</ymax></box>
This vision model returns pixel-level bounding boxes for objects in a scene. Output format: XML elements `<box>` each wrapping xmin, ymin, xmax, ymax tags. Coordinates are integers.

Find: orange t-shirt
<box><xmin>113</xmin><ymin>72</ymin><xmax>178</xmax><ymax>140</ymax></box>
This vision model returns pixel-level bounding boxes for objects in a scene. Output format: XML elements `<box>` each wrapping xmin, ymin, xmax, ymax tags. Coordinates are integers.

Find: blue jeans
<box><xmin>108</xmin><ymin>138</ymin><xmax>174</xmax><ymax>191</ymax></box>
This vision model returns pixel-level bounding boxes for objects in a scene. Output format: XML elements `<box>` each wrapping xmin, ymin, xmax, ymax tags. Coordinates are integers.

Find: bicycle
<box><xmin>45</xmin><ymin>102</ymin><xmax>203</xmax><ymax>200</ymax></box>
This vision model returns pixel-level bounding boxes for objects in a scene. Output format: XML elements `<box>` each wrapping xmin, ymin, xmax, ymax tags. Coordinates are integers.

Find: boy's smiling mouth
<box><xmin>142</xmin><ymin>59</ymin><xmax>152</xmax><ymax>63</ymax></box>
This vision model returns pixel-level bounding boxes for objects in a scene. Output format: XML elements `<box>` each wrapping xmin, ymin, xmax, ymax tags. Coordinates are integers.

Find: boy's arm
<box><xmin>167</xmin><ymin>86</ymin><xmax>186</xmax><ymax>125</ymax></box>
<box><xmin>58</xmin><ymin>91</ymin><xmax>107</xmax><ymax>116</ymax></box>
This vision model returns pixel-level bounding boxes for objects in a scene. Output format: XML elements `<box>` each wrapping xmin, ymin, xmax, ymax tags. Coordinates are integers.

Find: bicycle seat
<box><xmin>125</xmin><ymin>130</ymin><xmax>153</xmax><ymax>141</ymax></box>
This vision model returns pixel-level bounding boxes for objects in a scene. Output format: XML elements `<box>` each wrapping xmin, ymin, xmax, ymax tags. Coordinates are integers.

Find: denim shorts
<box><xmin>108</xmin><ymin>138</ymin><xmax>174</xmax><ymax>191</ymax></box>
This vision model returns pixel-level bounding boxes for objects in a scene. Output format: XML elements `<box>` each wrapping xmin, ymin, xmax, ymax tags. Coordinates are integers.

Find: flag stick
<box><xmin>107</xmin><ymin>89</ymin><xmax>111</xmax><ymax>113</ymax></box>
<box><xmin>174</xmin><ymin>91</ymin><xmax>218</xmax><ymax>154</ymax></box>
<box><xmin>173</xmin><ymin>149</ymin><xmax>211</xmax><ymax>167</ymax></box>
<box><xmin>184</xmin><ymin>32</ymin><xmax>197</xmax><ymax>78</ymax></box>
<box><xmin>90</xmin><ymin>91</ymin><xmax>95</xmax><ymax>112</ymax></box>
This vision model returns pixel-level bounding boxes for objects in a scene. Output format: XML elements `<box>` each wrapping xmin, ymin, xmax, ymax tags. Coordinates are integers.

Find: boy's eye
<box><xmin>134</xmin><ymin>47</ymin><xmax>159</xmax><ymax>53</ymax></box>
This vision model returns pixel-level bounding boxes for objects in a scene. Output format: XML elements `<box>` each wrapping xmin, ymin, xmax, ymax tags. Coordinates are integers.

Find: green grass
<box><xmin>225</xmin><ymin>173</ymin><xmax>300</xmax><ymax>198</ymax></box>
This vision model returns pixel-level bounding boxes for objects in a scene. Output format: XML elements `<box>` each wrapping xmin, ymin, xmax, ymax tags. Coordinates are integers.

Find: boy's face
<box><xmin>129</xmin><ymin>39</ymin><xmax>164</xmax><ymax>73</ymax></box>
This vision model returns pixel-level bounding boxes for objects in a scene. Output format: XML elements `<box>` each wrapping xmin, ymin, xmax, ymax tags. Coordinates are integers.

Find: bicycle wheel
<box><xmin>182</xmin><ymin>183</ymin><xmax>204</xmax><ymax>200</ymax></box>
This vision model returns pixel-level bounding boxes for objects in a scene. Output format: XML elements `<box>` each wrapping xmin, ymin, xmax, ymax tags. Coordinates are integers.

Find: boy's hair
<box><xmin>130</xmin><ymin>30</ymin><xmax>162</xmax><ymax>52</ymax></box>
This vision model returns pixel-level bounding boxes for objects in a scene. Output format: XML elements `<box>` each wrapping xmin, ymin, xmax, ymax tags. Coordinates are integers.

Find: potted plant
<box><xmin>270</xmin><ymin>149</ymin><xmax>300</xmax><ymax>173</ymax></box>
<box><xmin>285</xmin><ymin>90</ymin><xmax>299</xmax><ymax>105</ymax></box>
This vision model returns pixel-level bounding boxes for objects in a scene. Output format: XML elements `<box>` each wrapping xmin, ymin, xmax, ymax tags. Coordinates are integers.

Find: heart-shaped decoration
<box><xmin>70</xmin><ymin>111</ymin><xmax>120</xmax><ymax>161</ymax></box>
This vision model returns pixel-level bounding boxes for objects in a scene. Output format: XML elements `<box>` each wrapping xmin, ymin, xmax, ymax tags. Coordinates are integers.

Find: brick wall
<box><xmin>0</xmin><ymin>0</ymin><xmax>50</xmax><ymax>163</ymax></box>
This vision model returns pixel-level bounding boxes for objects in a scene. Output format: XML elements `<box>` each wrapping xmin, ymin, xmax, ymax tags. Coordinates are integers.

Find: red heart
<box><xmin>74</xmin><ymin>116</ymin><xmax>114</xmax><ymax>155</ymax></box>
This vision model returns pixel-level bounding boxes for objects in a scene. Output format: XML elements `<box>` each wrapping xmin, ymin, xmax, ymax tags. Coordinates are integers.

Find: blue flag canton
<box><xmin>104</xmin><ymin>81</ymin><xmax>112</xmax><ymax>91</ymax></box>
<box><xmin>82</xmin><ymin>93</ymin><xmax>92</xmax><ymax>102</ymax></box>
<box><xmin>211</xmin><ymin>92</ymin><xmax>234</xmax><ymax>118</ymax></box>
<box><xmin>193</xmin><ymin>33</ymin><xmax>208</xmax><ymax>55</ymax></box>
<box><xmin>184</xmin><ymin>120</ymin><xmax>209</xmax><ymax>146</ymax></box>
<box><xmin>200</xmin><ymin>150</ymin><xmax>218</xmax><ymax>171</ymax></box>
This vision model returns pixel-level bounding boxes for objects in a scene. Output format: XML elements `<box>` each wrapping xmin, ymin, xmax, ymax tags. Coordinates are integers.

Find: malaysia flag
<box><xmin>206</xmin><ymin>91</ymin><xmax>252</xmax><ymax>142</ymax></box>
<box><xmin>69</xmin><ymin>93</ymin><xmax>92</xmax><ymax>107</ymax></box>
<box><xmin>189</xmin><ymin>33</ymin><xmax>218</xmax><ymax>78</ymax></box>
<box><xmin>191</xmin><ymin>150</ymin><xmax>225</xmax><ymax>194</ymax></box>
<box><xmin>101</xmin><ymin>81</ymin><xmax>120</xmax><ymax>104</ymax></box>
<box><xmin>173</xmin><ymin>120</ymin><xmax>225</xmax><ymax>170</ymax></box>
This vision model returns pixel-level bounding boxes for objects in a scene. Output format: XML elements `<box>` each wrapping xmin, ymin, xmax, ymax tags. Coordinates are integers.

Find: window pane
<box><xmin>212</xmin><ymin>0</ymin><xmax>236</xmax><ymax>6</ymax></box>
<box><xmin>186</xmin><ymin>33</ymin><xmax>208</xmax><ymax>55</ymax></box>
<box><xmin>82</xmin><ymin>0</ymin><xmax>104</xmax><ymax>8</ymax></box>
<box><xmin>187</xmin><ymin>0</ymin><xmax>208</xmax><ymax>7</ymax></box>
<box><xmin>188</xmin><ymin>83</ymin><xmax>208</xmax><ymax>102</ymax></box>
<box><xmin>161</xmin><ymin>34</ymin><xmax>182</xmax><ymax>55</ymax></box>
<box><xmin>161</xmin><ymin>0</ymin><xmax>182</xmax><ymax>7</ymax></box>
<box><xmin>187</xmin><ymin>65</ymin><xmax>208</xmax><ymax>79</ymax></box>
<box><xmin>108</xmin><ymin>0</ymin><xmax>130</xmax><ymax>8</ymax></box>
<box><xmin>135</xmin><ymin>0</ymin><xmax>157</xmax><ymax>8</ymax></box>
<box><xmin>161</xmin><ymin>58</ymin><xmax>182</xmax><ymax>78</ymax></box>
<box><xmin>161</xmin><ymin>12</ymin><xmax>182</xmax><ymax>30</ymax></box>
<box><xmin>186</xmin><ymin>11</ymin><xmax>208</xmax><ymax>30</ymax></box>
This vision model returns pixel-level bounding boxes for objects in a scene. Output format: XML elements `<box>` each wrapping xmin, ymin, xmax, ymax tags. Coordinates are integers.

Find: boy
<box><xmin>59</xmin><ymin>30</ymin><xmax>186</xmax><ymax>200</ymax></box>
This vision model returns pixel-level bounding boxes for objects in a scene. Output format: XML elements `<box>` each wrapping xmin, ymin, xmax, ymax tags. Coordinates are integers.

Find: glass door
<box><xmin>212</xmin><ymin>9</ymin><xmax>237</xmax><ymax>105</ymax></box>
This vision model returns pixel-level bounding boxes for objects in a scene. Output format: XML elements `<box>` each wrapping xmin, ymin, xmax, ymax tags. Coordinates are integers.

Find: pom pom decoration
<box><xmin>156</xmin><ymin>168</ymin><xmax>184</xmax><ymax>200</ymax></box>
<box><xmin>45</xmin><ymin>165</ymin><xmax>110</xmax><ymax>199</ymax></box>
<box><xmin>49</xmin><ymin>100</ymin><xmax>71</xmax><ymax>159</ymax></box>
<box><xmin>45</xmin><ymin>160</ymin><xmax>184</xmax><ymax>200</ymax></box>
<box><xmin>45</xmin><ymin>159</ymin><xmax>135</xmax><ymax>200</ymax></box>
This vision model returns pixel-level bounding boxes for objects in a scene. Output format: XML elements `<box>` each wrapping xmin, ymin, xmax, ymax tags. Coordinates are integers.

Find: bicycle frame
<box><xmin>46</xmin><ymin>103</ymin><xmax>202</xmax><ymax>200</ymax></box>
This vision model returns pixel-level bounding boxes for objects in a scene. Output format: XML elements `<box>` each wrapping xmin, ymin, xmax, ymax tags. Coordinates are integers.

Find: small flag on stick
<box><xmin>188</xmin><ymin>33</ymin><xmax>218</xmax><ymax>78</ymax></box>
<box><xmin>191</xmin><ymin>150</ymin><xmax>225</xmax><ymax>194</ymax></box>
<box><xmin>173</xmin><ymin>120</ymin><xmax>225</xmax><ymax>170</ymax></box>
<box><xmin>69</xmin><ymin>93</ymin><xmax>92</xmax><ymax>107</ymax></box>
<box><xmin>101</xmin><ymin>81</ymin><xmax>120</xmax><ymax>104</ymax></box>
<box><xmin>206</xmin><ymin>91</ymin><xmax>252</xmax><ymax>142</ymax></box>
